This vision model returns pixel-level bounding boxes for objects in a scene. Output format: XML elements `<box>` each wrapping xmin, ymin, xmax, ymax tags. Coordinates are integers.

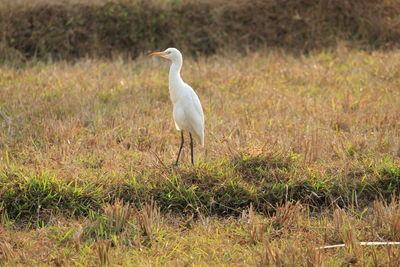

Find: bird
<box><xmin>150</xmin><ymin>48</ymin><xmax>204</xmax><ymax>166</ymax></box>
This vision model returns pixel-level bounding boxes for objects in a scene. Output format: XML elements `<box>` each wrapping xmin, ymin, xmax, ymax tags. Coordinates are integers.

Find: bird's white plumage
<box><xmin>154</xmin><ymin>48</ymin><xmax>204</xmax><ymax>146</ymax></box>
<box><xmin>172</xmin><ymin>83</ymin><xmax>204</xmax><ymax>145</ymax></box>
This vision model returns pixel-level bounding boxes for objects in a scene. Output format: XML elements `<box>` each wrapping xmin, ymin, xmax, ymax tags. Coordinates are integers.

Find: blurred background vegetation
<box><xmin>0</xmin><ymin>0</ymin><xmax>399</xmax><ymax>62</ymax></box>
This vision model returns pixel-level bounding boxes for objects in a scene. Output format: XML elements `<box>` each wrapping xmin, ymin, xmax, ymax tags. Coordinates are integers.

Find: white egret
<box><xmin>150</xmin><ymin>48</ymin><xmax>204</xmax><ymax>166</ymax></box>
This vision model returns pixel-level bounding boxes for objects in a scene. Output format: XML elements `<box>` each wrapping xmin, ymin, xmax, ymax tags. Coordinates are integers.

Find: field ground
<box><xmin>0</xmin><ymin>49</ymin><xmax>400</xmax><ymax>265</ymax></box>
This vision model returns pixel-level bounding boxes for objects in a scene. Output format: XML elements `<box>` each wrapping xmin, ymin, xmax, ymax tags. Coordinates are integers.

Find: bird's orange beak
<box><xmin>149</xmin><ymin>51</ymin><xmax>168</xmax><ymax>56</ymax></box>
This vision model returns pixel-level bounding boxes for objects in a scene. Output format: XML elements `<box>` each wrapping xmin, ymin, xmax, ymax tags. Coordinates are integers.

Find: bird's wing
<box><xmin>185</xmin><ymin>85</ymin><xmax>204</xmax><ymax>145</ymax></box>
<box><xmin>190</xmin><ymin>91</ymin><xmax>204</xmax><ymax>124</ymax></box>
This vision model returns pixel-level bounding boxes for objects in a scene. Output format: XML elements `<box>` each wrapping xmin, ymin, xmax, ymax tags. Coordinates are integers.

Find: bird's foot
<box><xmin>172</xmin><ymin>163</ymin><xmax>179</xmax><ymax>168</ymax></box>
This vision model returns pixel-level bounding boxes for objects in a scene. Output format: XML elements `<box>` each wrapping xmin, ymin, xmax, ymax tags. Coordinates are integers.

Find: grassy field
<box><xmin>0</xmin><ymin>49</ymin><xmax>400</xmax><ymax>265</ymax></box>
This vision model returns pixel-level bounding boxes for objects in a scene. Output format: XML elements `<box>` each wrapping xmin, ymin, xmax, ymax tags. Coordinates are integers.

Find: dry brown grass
<box><xmin>137</xmin><ymin>199</ymin><xmax>161</xmax><ymax>243</ymax></box>
<box><xmin>1</xmin><ymin>49</ymin><xmax>398</xmax><ymax>171</ymax></box>
<box><xmin>0</xmin><ymin>49</ymin><xmax>399</xmax><ymax>265</ymax></box>
<box><xmin>96</xmin><ymin>240</ymin><xmax>111</xmax><ymax>266</ymax></box>
<box><xmin>1</xmin><ymin>200</ymin><xmax>400</xmax><ymax>265</ymax></box>
<box><xmin>103</xmin><ymin>199</ymin><xmax>133</xmax><ymax>233</ymax></box>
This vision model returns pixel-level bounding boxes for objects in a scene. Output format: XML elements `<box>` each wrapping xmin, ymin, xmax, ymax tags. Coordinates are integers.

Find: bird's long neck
<box><xmin>168</xmin><ymin>58</ymin><xmax>184</xmax><ymax>104</ymax></box>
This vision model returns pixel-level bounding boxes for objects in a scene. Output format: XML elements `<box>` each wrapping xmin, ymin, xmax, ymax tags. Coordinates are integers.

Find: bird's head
<box><xmin>150</xmin><ymin>48</ymin><xmax>182</xmax><ymax>62</ymax></box>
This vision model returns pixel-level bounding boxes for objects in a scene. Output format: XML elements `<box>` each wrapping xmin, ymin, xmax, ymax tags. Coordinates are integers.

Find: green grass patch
<box><xmin>1</xmin><ymin>154</ymin><xmax>399</xmax><ymax>225</ymax></box>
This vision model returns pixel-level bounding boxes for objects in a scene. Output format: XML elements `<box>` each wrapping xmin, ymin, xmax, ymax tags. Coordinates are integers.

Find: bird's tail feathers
<box><xmin>196</xmin><ymin>132</ymin><xmax>204</xmax><ymax>146</ymax></box>
<box><xmin>191</xmin><ymin>127</ymin><xmax>204</xmax><ymax>146</ymax></box>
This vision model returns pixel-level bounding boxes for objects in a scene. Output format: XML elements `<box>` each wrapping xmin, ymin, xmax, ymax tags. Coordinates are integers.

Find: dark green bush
<box><xmin>0</xmin><ymin>0</ymin><xmax>399</xmax><ymax>62</ymax></box>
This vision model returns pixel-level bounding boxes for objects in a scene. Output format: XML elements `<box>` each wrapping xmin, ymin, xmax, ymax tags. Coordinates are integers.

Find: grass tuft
<box><xmin>0</xmin><ymin>166</ymin><xmax>103</xmax><ymax>224</ymax></box>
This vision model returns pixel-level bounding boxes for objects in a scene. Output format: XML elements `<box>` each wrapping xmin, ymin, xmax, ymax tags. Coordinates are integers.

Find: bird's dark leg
<box><xmin>174</xmin><ymin>131</ymin><xmax>184</xmax><ymax>166</ymax></box>
<box><xmin>189</xmin><ymin>132</ymin><xmax>194</xmax><ymax>166</ymax></box>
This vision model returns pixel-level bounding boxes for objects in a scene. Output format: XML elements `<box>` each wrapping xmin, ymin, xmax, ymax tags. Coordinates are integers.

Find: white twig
<box><xmin>317</xmin><ymin>242</ymin><xmax>400</xmax><ymax>249</ymax></box>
